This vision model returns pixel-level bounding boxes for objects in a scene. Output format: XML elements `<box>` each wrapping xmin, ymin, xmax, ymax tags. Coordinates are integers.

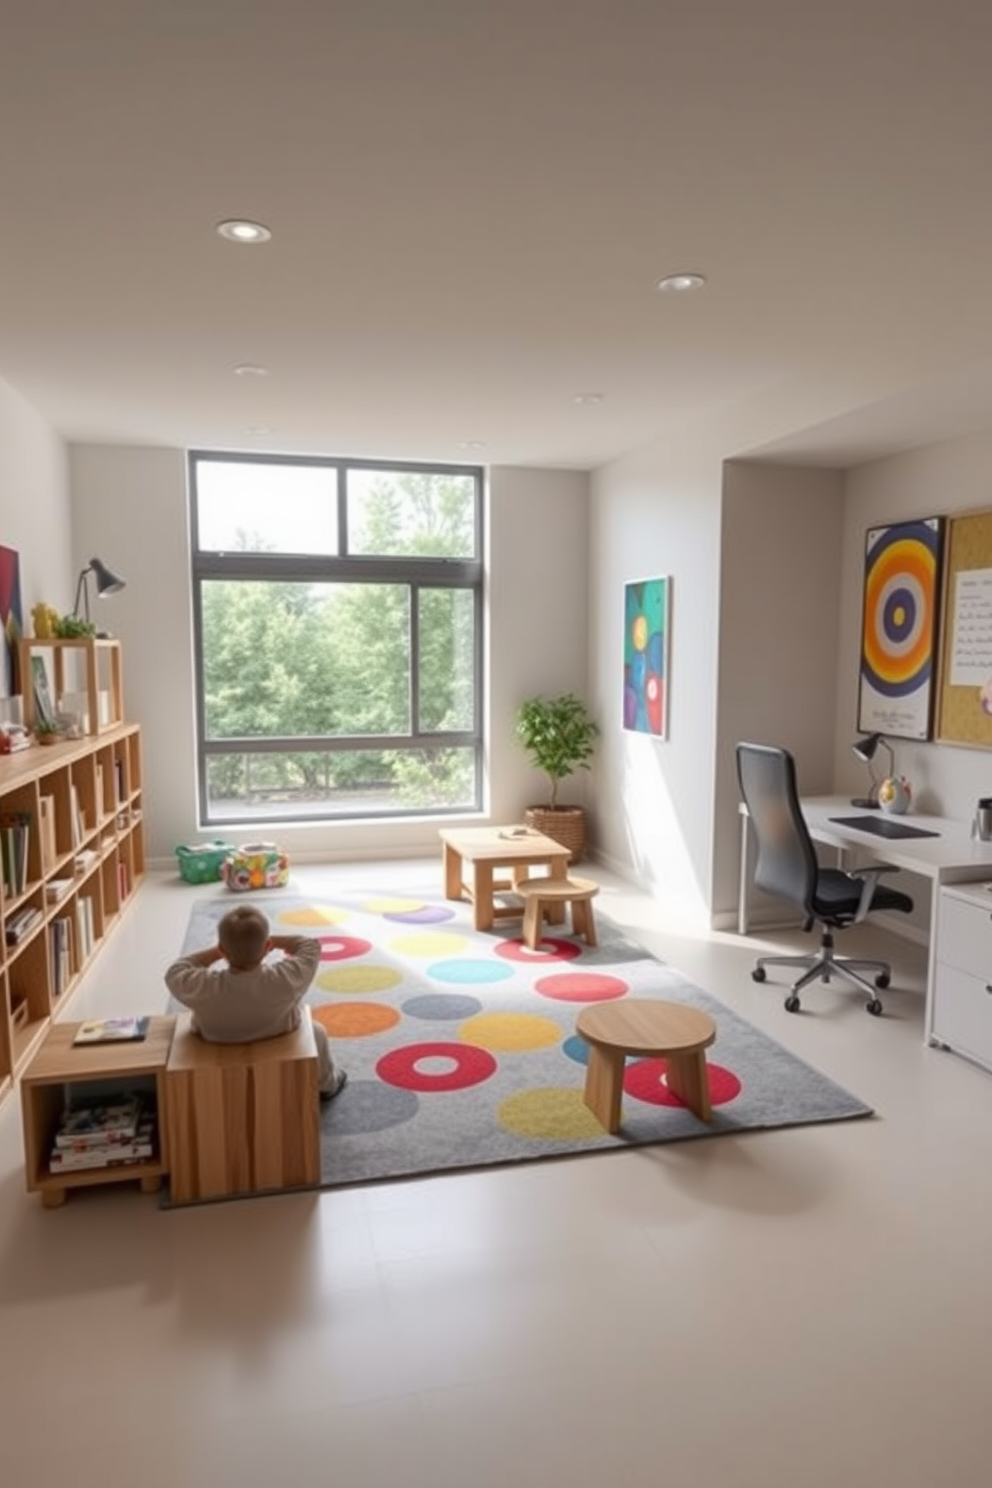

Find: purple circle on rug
<box><xmin>323</xmin><ymin>1080</ymin><xmax>420</xmax><ymax>1135</ymax></box>
<box><xmin>384</xmin><ymin>905</ymin><xmax>456</xmax><ymax>924</ymax></box>
<box><xmin>402</xmin><ymin>993</ymin><xmax>484</xmax><ymax>1021</ymax></box>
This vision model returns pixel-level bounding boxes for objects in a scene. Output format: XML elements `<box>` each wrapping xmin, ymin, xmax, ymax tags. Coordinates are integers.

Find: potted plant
<box><xmin>515</xmin><ymin>692</ymin><xmax>599</xmax><ymax>861</ymax></box>
<box><xmin>34</xmin><ymin>719</ymin><xmax>63</xmax><ymax>746</ymax></box>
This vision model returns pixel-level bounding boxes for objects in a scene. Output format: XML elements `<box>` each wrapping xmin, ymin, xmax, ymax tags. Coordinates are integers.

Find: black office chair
<box><xmin>735</xmin><ymin>741</ymin><xmax>913</xmax><ymax>1015</ymax></box>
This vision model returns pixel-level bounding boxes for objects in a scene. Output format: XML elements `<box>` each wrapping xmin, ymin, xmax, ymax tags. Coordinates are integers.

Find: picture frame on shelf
<box><xmin>31</xmin><ymin>654</ymin><xmax>56</xmax><ymax>726</ymax></box>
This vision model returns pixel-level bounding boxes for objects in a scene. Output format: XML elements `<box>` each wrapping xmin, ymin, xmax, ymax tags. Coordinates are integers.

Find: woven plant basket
<box><xmin>523</xmin><ymin>806</ymin><xmax>587</xmax><ymax>863</ymax></box>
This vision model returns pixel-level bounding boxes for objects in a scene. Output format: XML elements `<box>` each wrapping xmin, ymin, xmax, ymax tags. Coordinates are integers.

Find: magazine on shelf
<box><xmin>50</xmin><ymin>1119</ymin><xmax>155</xmax><ymax>1169</ymax></box>
<box><xmin>54</xmin><ymin>1093</ymin><xmax>144</xmax><ymax>1147</ymax></box>
<box><xmin>72</xmin><ymin>1016</ymin><xmax>150</xmax><ymax>1046</ymax></box>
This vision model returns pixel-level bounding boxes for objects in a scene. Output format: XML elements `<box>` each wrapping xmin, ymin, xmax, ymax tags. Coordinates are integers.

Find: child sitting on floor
<box><xmin>164</xmin><ymin>904</ymin><xmax>347</xmax><ymax>1100</ymax></box>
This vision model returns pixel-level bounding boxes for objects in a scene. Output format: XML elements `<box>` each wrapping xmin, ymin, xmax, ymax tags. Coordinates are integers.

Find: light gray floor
<box><xmin>1</xmin><ymin>858</ymin><xmax>991</xmax><ymax>1487</ymax></box>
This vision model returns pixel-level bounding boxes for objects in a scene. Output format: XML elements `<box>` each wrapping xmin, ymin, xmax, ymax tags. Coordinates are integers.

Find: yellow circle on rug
<box><xmin>388</xmin><ymin>931</ymin><xmax>467</xmax><ymax>958</ymax></box>
<box><xmin>312</xmin><ymin>1002</ymin><xmax>401</xmax><ymax>1038</ymax></box>
<box><xmin>459</xmin><ymin>1012</ymin><xmax>561</xmax><ymax>1052</ymax></box>
<box><xmin>277</xmin><ymin>906</ymin><xmax>350</xmax><ymax>927</ymax></box>
<box><xmin>498</xmin><ymin>1088</ymin><xmax>606</xmax><ymax>1140</ymax></box>
<box><xmin>315</xmin><ymin>964</ymin><xmax>404</xmax><ymax>994</ymax></box>
<box><xmin>361</xmin><ymin>896</ymin><xmax>423</xmax><ymax>914</ymax></box>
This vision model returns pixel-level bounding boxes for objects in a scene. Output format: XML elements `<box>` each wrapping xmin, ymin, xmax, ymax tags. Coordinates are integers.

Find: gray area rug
<box><xmin>174</xmin><ymin>884</ymin><xmax>873</xmax><ymax>1188</ymax></box>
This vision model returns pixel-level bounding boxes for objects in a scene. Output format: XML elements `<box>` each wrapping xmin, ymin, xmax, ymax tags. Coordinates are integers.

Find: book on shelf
<box><xmin>45</xmin><ymin>877</ymin><xmax>73</xmax><ymax>903</ymax></box>
<box><xmin>74</xmin><ymin>847</ymin><xmax>98</xmax><ymax>872</ymax></box>
<box><xmin>72</xmin><ymin>1015</ymin><xmax>150</xmax><ymax>1046</ymax></box>
<box><xmin>70</xmin><ymin>783</ymin><xmax>83</xmax><ymax>848</ymax></box>
<box><xmin>50</xmin><ymin>1117</ymin><xmax>156</xmax><ymax>1170</ymax></box>
<box><xmin>54</xmin><ymin>1093</ymin><xmax>145</xmax><ymax>1147</ymax></box>
<box><xmin>1</xmin><ymin>810</ymin><xmax>30</xmax><ymax>896</ymax></box>
<box><xmin>4</xmin><ymin>905</ymin><xmax>42</xmax><ymax>946</ymax></box>
<box><xmin>73</xmin><ymin>895</ymin><xmax>95</xmax><ymax>960</ymax></box>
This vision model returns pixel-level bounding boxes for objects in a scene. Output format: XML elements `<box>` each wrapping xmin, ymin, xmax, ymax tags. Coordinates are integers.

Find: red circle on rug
<box><xmin>534</xmin><ymin>972</ymin><xmax>629</xmax><ymax>1003</ymax></box>
<box><xmin>376</xmin><ymin>1041</ymin><xmax>498</xmax><ymax>1092</ymax></box>
<box><xmin>624</xmin><ymin>1058</ymin><xmax>741</xmax><ymax>1108</ymax></box>
<box><xmin>496</xmin><ymin>938</ymin><xmax>582</xmax><ymax>964</ymax></box>
<box><xmin>312</xmin><ymin>1002</ymin><xmax>401</xmax><ymax>1038</ymax></box>
<box><xmin>317</xmin><ymin>934</ymin><xmax>372</xmax><ymax>962</ymax></box>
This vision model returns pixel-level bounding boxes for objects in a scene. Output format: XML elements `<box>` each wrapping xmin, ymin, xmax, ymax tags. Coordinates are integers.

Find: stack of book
<box><xmin>1</xmin><ymin>810</ymin><xmax>30</xmax><ymax>895</ymax></box>
<box><xmin>4</xmin><ymin>903</ymin><xmax>42</xmax><ymax>946</ymax></box>
<box><xmin>49</xmin><ymin>1093</ymin><xmax>156</xmax><ymax>1174</ymax></box>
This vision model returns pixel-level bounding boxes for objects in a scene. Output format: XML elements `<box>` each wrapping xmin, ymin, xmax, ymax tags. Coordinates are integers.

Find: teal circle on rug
<box><xmin>427</xmin><ymin>958</ymin><xmax>514</xmax><ymax>985</ymax></box>
<box><xmin>562</xmin><ymin>1034</ymin><xmax>590</xmax><ymax>1065</ymax></box>
<box><xmin>402</xmin><ymin>993</ymin><xmax>484</xmax><ymax>1020</ymax></box>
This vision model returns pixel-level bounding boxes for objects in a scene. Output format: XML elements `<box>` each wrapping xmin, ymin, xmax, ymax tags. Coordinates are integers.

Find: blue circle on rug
<box><xmin>402</xmin><ymin>993</ymin><xmax>484</xmax><ymax>1020</ymax></box>
<box><xmin>562</xmin><ymin>1034</ymin><xmax>590</xmax><ymax>1066</ymax></box>
<box><xmin>384</xmin><ymin>906</ymin><xmax>456</xmax><ymax>924</ymax></box>
<box><xmin>323</xmin><ymin>1080</ymin><xmax>420</xmax><ymax>1134</ymax></box>
<box><xmin>427</xmin><ymin>958</ymin><xmax>515</xmax><ymax>984</ymax></box>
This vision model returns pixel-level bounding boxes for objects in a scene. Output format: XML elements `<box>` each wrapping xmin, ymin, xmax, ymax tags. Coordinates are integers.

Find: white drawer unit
<box><xmin>931</xmin><ymin>883</ymin><xmax>992</xmax><ymax>1072</ymax></box>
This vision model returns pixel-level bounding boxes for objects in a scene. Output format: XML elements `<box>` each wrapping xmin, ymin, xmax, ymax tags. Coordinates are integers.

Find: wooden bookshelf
<box><xmin>0</xmin><ymin>724</ymin><xmax>145</xmax><ymax>1112</ymax></box>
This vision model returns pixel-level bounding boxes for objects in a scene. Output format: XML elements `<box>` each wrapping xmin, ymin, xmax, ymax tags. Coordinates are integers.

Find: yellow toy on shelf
<box><xmin>31</xmin><ymin>602</ymin><xmax>61</xmax><ymax>638</ymax></box>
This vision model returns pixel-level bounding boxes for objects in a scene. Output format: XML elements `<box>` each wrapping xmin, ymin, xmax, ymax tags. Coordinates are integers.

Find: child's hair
<box><xmin>217</xmin><ymin>905</ymin><xmax>270</xmax><ymax>970</ymax></box>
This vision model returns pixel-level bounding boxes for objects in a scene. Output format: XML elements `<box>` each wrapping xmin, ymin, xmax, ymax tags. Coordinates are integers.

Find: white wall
<box><xmin>714</xmin><ymin>461</ymin><xmax>846</xmax><ymax>922</ymax></box>
<box><xmin>0</xmin><ymin>373</ymin><xmax>72</xmax><ymax>719</ymax></box>
<box><xmin>69</xmin><ymin>447</ymin><xmax>590</xmax><ymax>863</ymax></box>
<box><xmin>588</xmin><ymin>442</ymin><xmax>724</xmax><ymax>926</ymax></box>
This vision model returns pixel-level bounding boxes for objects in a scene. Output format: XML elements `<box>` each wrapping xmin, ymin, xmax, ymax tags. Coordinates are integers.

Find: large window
<box><xmin>189</xmin><ymin>452</ymin><xmax>484</xmax><ymax>825</ymax></box>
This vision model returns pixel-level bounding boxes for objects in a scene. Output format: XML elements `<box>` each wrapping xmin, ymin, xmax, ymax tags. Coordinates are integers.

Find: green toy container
<box><xmin>175</xmin><ymin>841</ymin><xmax>236</xmax><ymax>885</ymax></box>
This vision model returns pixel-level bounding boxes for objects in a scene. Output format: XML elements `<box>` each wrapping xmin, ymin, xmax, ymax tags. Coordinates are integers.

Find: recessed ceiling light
<box><xmin>457</xmin><ymin>440</ymin><xmax>486</xmax><ymax>450</ymax></box>
<box><xmin>233</xmin><ymin>363</ymin><xmax>270</xmax><ymax>377</ymax></box>
<box><xmin>573</xmin><ymin>393</ymin><xmax>604</xmax><ymax>405</ymax></box>
<box><xmin>657</xmin><ymin>272</ymin><xmax>706</xmax><ymax>293</ymax></box>
<box><xmin>244</xmin><ymin>424</ymin><xmax>273</xmax><ymax>436</ymax></box>
<box><xmin>216</xmin><ymin>219</ymin><xmax>272</xmax><ymax>244</ymax></box>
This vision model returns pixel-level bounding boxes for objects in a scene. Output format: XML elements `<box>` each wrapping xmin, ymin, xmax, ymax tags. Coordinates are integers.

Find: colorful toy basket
<box><xmin>175</xmin><ymin>841</ymin><xmax>237</xmax><ymax>885</ymax></box>
<box><xmin>222</xmin><ymin>842</ymin><xmax>290</xmax><ymax>893</ymax></box>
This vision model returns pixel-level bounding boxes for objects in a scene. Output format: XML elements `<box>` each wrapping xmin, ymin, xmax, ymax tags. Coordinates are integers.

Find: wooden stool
<box><xmin>576</xmin><ymin>999</ymin><xmax>716</xmax><ymax>1132</ymax></box>
<box><xmin>516</xmin><ymin>875</ymin><xmax>600</xmax><ymax>949</ymax></box>
<box><xmin>163</xmin><ymin>1009</ymin><xmax>320</xmax><ymax>1204</ymax></box>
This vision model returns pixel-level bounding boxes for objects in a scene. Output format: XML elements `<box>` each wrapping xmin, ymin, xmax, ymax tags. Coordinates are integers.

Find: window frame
<box><xmin>188</xmin><ymin>449</ymin><xmax>485</xmax><ymax>827</ymax></box>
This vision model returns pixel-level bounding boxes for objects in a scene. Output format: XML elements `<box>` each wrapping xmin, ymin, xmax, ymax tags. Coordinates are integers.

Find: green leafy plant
<box><xmin>34</xmin><ymin>718</ymin><xmax>62</xmax><ymax>739</ymax></box>
<box><xmin>515</xmin><ymin>693</ymin><xmax>598</xmax><ymax>810</ymax></box>
<box><xmin>53</xmin><ymin>613</ymin><xmax>96</xmax><ymax>639</ymax></box>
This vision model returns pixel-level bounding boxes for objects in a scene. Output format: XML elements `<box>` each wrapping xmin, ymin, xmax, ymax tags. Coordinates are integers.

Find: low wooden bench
<box><xmin>163</xmin><ymin>1008</ymin><xmax>320</xmax><ymax>1204</ymax></box>
<box><xmin>516</xmin><ymin>875</ymin><xmax>600</xmax><ymax>949</ymax></box>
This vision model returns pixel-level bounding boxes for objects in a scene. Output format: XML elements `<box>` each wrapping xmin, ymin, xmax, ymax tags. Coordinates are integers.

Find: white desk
<box><xmin>738</xmin><ymin>795</ymin><xmax>992</xmax><ymax>1036</ymax></box>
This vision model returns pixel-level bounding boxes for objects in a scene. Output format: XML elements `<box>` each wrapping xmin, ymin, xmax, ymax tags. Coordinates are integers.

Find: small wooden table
<box><xmin>439</xmin><ymin>825</ymin><xmax>572</xmax><ymax>931</ymax></box>
<box><xmin>576</xmin><ymin>999</ymin><xmax>717</xmax><ymax>1132</ymax></box>
<box><xmin>20</xmin><ymin>1016</ymin><xmax>176</xmax><ymax>1207</ymax></box>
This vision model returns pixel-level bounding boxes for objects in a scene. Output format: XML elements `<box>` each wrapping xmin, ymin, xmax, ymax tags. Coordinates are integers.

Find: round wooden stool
<box><xmin>576</xmin><ymin>999</ymin><xmax>716</xmax><ymax>1132</ymax></box>
<box><xmin>516</xmin><ymin>875</ymin><xmax>600</xmax><ymax>949</ymax></box>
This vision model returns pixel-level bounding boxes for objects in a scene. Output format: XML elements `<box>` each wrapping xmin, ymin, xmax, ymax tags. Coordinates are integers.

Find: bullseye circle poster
<box><xmin>623</xmin><ymin>576</ymin><xmax>670</xmax><ymax>737</ymax></box>
<box><xmin>857</xmin><ymin>517</ymin><xmax>944</xmax><ymax>739</ymax></box>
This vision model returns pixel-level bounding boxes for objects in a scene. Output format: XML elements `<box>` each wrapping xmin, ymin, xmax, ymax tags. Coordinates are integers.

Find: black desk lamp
<box><xmin>72</xmin><ymin>557</ymin><xmax>126</xmax><ymax>631</ymax></box>
<box><xmin>851</xmin><ymin>732</ymin><xmax>894</xmax><ymax>808</ymax></box>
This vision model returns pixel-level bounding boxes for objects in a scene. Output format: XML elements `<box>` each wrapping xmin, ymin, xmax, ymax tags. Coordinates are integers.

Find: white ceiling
<box><xmin>3</xmin><ymin>0</ymin><xmax>992</xmax><ymax>472</ymax></box>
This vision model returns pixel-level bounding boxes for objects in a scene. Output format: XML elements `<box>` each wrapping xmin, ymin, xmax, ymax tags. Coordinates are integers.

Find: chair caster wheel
<box><xmin>784</xmin><ymin>995</ymin><xmax>801</xmax><ymax>1013</ymax></box>
<box><xmin>752</xmin><ymin>967</ymin><xmax>767</xmax><ymax>983</ymax></box>
<box><xmin>874</xmin><ymin>972</ymin><xmax>890</xmax><ymax>989</ymax></box>
<box><xmin>867</xmin><ymin>998</ymin><xmax>884</xmax><ymax>1017</ymax></box>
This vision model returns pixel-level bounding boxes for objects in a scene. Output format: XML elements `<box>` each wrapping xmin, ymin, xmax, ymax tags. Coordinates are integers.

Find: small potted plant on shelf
<box><xmin>515</xmin><ymin>692</ymin><xmax>599</xmax><ymax>861</ymax></box>
<box><xmin>34</xmin><ymin>719</ymin><xmax>63</xmax><ymax>746</ymax></box>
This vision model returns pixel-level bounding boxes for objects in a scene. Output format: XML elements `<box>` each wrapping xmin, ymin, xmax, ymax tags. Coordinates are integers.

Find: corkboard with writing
<box><xmin>936</xmin><ymin>509</ymin><xmax>992</xmax><ymax>746</ymax></box>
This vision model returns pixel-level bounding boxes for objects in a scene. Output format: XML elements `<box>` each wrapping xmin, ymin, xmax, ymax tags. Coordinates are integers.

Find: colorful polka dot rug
<box><xmin>177</xmin><ymin>888</ymin><xmax>873</xmax><ymax>1187</ymax></box>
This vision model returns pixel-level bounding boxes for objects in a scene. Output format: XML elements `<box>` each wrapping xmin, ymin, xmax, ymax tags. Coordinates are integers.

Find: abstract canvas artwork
<box><xmin>623</xmin><ymin>576</ymin><xmax>670</xmax><ymax>736</ymax></box>
<box><xmin>857</xmin><ymin>517</ymin><xmax>943</xmax><ymax>740</ymax></box>
<box><xmin>0</xmin><ymin>545</ymin><xmax>23</xmax><ymax>699</ymax></box>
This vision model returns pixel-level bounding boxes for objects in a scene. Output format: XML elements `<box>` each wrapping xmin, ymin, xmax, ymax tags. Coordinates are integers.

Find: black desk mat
<box><xmin>827</xmin><ymin>814</ymin><xmax>940</xmax><ymax>840</ymax></box>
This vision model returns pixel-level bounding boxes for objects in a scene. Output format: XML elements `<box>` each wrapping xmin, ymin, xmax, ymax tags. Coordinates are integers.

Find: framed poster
<box><xmin>857</xmin><ymin>517</ymin><xmax>943</xmax><ymax>740</ymax></box>
<box><xmin>0</xmin><ymin>544</ymin><xmax>23</xmax><ymax>698</ymax></box>
<box><xmin>31</xmin><ymin>655</ymin><xmax>56</xmax><ymax>726</ymax></box>
<box><xmin>623</xmin><ymin>576</ymin><xmax>670</xmax><ymax>737</ymax></box>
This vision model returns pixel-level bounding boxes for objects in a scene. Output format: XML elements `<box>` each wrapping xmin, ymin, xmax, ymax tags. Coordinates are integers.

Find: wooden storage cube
<box><xmin>18</xmin><ymin>638</ymin><xmax>123</xmax><ymax>737</ymax></box>
<box><xmin>1</xmin><ymin>780</ymin><xmax>43</xmax><ymax>902</ymax></box>
<box><xmin>164</xmin><ymin>1011</ymin><xmax>320</xmax><ymax>1204</ymax></box>
<box><xmin>8</xmin><ymin>931</ymin><xmax>51</xmax><ymax>1058</ymax></box>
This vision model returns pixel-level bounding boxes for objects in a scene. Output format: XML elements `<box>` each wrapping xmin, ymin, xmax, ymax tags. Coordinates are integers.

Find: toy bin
<box><xmin>175</xmin><ymin>841</ymin><xmax>237</xmax><ymax>885</ymax></box>
<box><xmin>222</xmin><ymin>843</ymin><xmax>290</xmax><ymax>892</ymax></box>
